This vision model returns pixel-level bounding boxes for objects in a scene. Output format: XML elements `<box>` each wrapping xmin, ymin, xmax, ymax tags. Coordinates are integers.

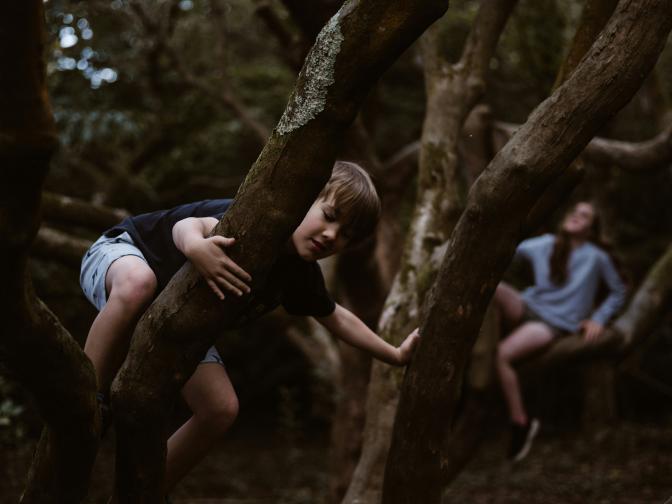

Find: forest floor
<box><xmin>1</xmin><ymin>418</ymin><xmax>671</xmax><ymax>503</ymax></box>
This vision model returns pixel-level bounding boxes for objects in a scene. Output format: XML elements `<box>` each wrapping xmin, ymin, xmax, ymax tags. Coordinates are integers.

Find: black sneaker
<box><xmin>508</xmin><ymin>418</ymin><xmax>540</xmax><ymax>462</ymax></box>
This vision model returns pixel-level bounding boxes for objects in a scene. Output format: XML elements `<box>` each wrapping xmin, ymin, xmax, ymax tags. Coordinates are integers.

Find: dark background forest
<box><xmin>1</xmin><ymin>0</ymin><xmax>672</xmax><ymax>502</ymax></box>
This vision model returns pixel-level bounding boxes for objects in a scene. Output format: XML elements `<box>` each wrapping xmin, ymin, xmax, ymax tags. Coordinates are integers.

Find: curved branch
<box><xmin>582</xmin><ymin>123</ymin><xmax>672</xmax><ymax>169</ymax></box>
<box><xmin>32</xmin><ymin>227</ymin><xmax>92</xmax><ymax>268</ymax></box>
<box><xmin>494</xmin><ymin>120</ymin><xmax>672</xmax><ymax>170</ymax></box>
<box><xmin>42</xmin><ymin>192</ymin><xmax>129</xmax><ymax>230</ymax></box>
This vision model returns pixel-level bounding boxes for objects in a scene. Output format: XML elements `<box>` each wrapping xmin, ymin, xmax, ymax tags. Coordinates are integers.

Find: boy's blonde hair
<box><xmin>318</xmin><ymin>161</ymin><xmax>381</xmax><ymax>244</ymax></box>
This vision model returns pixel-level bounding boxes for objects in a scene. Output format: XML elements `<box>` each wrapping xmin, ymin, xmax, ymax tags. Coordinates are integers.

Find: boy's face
<box><xmin>289</xmin><ymin>197</ymin><xmax>351</xmax><ymax>261</ymax></box>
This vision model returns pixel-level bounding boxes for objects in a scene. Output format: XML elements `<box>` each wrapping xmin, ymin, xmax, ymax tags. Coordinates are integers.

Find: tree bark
<box><xmin>41</xmin><ymin>192</ymin><xmax>129</xmax><ymax>230</ymax></box>
<box><xmin>553</xmin><ymin>0</ymin><xmax>619</xmax><ymax>86</ymax></box>
<box><xmin>0</xmin><ymin>2</ymin><xmax>100</xmax><ymax>503</ymax></box>
<box><xmin>582</xmin><ymin>122</ymin><xmax>672</xmax><ymax>169</ymax></box>
<box><xmin>32</xmin><ymin>227</ymin><xmax>92</xmax><ymax>268</ymax></box>
<box><xmin>342</xmin><ymin>2</ymin><xmax>518</xmax><ymax>503</ymax></box>
<box><xmin>382</xmin><ymin>2</ymin><xmax>672</xmax><ymax>503</ymax></box>
<box><xmin>495</xmin><ymin>120</ymin><xmax>672</xmax><ymax>171</ymax></box>
<box><xmin>109</xmin><ymin>1</ymin><xmax>450</xmax><ymax>501</ymax></box>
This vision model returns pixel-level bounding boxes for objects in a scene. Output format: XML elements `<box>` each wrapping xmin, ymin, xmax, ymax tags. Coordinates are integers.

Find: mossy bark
<box><xmin>382</xmin><ymin>2</ymin><xmax>672</xmax><ymax>503</ymax></box>
<box><xmin>110</xmin><ymin>0</ymin><xmax>450</xmax><ymax>501</ymax></box>
<box><xmin>0</xmin><ymin>2</ymin><xmax>100</xmax><ymax>503</ymax></box>
<box><xmin>342</xmin><ymin>2</ymin><xmax>518</xmax><ymax>502</ymax></box>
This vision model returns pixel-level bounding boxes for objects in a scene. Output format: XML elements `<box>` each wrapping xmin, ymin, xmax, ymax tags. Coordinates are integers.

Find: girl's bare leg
<box><xmin>493</xmin><ymin>282</ymin><xmax>526</xmax><ymax>329</ymax></box>
<box><xmin>496</xmin><ymin>321</ymin><xmax>554</xmax><ymax>425</ymax></box>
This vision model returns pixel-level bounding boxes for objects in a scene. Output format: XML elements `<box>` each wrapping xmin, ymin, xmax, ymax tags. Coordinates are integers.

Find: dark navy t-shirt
<box><xmin>104</xmin><ymin>199</ymin><xmax>335</xmax><ymax>321</ymax></box>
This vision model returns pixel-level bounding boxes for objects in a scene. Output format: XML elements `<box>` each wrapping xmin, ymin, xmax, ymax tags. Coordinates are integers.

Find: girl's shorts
<box><xmin>80</xmin><ymin>232</ymin><xmax>224</xmax><ymax>366</ymax></box>
<box><xmin>521</xmin><ymin>304</ymin><xmax>567</xmax><ymax>338</ymax></box>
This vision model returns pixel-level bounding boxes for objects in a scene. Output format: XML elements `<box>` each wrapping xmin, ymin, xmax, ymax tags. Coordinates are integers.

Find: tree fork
<box><xmin>382</xmin><ymin>1</ymin><xmax>672</xmax><ymax>502</ymax></box>
<box><xmin>342</xmin><ymin>1</ymin><xmax>518</xmax><ymax>502</ymax></box>
<box><xmin>110</xmin><ymin>0</ymin><xmax>449</xmax><ymax>501</ymax></box>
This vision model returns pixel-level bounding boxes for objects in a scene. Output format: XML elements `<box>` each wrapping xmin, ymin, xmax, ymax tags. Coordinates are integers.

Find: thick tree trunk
<box><xmin>342</xmin><ymin>2</ymin><xmax>517</xmax><ymax>502</ymax></box>
<box><xmin>382</xmin><ymin>2</ymin><xmax>672</xmax><ymax>503</ymax></box>
<box><xmin>0</xmin><ymin>2</ymin><xmax>100</xmax><ymax>503</ymax></box>
<box><xmin>110</xmin><ymin>1</ymin><xmax>450</xmax><ymax>501</ymax></box>
<box><xmin>581</xmin><ymin>359</ymin><xmax>617</xmax><ymax>432</ymax></box>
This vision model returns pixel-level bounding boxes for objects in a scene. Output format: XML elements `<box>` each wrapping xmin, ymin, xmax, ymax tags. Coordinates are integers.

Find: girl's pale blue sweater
<box><xmin>516</xmin><ymin>234</ymin><xmax>626</xmax><ymax>333</ymax></box>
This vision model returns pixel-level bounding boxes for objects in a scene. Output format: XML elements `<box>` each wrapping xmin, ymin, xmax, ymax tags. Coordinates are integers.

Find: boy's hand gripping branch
<box><xmin>173</xmin><ymin>217</ymin><xmax>252</xmax><ymax>300</ymax></box>
<box><xmin>396</xmin><ymin>327</ymin><xmax>421</xmax><ymax>366</ymax></box>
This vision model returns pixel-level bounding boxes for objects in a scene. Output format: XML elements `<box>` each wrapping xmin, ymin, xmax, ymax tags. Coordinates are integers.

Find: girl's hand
<box><xmin>580</xmin><ymin>320</ymin><xmax>604</xmax><ymax>342</ymax></box>
<box><xmin>396</xmin><ymin>328</ymin><xmax>420</xmax><ymax>365</ymax></box>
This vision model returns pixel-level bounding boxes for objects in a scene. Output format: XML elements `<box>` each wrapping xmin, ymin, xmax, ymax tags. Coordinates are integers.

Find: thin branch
<box><xmin>42</xmin><ymin>192</ymin><xmax>129</xmax><ymax>230</ymax></box>
<box><xmin>32</xmin><ymin>227</ymin><xmax>92</xmax><ymax>268</ymax></box>
<box><xmin>494</xmin><ymin>121</ymin><xmax>672</xmax><ymax>170</ymax></box>
<box><xmin>165</xmin><ymin>44</ymin><xmax>271</xmax><ymax>147</ymax></box>
<box><xmin>583</xmin><ymin>123</ymin><xmax>672</xmax><ymax>169</ymax></box>
<box><xmin>253</xmin><ymin>1</ymin><xmax>303</xmax><ymax>70</ymax></box>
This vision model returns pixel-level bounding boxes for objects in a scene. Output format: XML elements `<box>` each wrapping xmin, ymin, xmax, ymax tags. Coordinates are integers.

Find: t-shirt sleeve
<box><xmin>281</xmin><ymin>261</ymin><xmax>336</xmax><ymax>317</ymax></box>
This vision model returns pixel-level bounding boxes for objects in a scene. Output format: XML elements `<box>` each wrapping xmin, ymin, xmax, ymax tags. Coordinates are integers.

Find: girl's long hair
<box><xmin>549</xmin><ymin>203</ymin><xmax>602</xmax><ymax>285</ymax></box>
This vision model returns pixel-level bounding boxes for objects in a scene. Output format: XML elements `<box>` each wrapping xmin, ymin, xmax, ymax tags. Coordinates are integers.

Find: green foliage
<box><xmin>488</xmin><ymin>0</ymin><xmax>567</xmax><ymax>121</ymax></box>
<box><xmin>44</xmin><ymin>0</ymin><xmax>296</xmax><ymax>209</ymax></box>
<box><xmin>0</xmin><ymin>376</ymin><xmax>29</xmax><ymax>445</ymax></box>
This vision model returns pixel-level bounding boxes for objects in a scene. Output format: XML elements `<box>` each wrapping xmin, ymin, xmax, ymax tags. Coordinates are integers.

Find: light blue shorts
<box><xmin>80</xmin><ymin>232</ymin><xmax>224</xmax><ymax>365</ymax></box>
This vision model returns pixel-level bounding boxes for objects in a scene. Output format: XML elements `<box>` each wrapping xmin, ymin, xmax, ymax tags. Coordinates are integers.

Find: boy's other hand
<box><xmin>187</xmin><ymin>236</ymin><xmax>252</xmax><ymax>300</ymax></box>
<box><xmin>396</xmin><ymin>327</ymin><xmax>420</xmax><ymax>365</ymax></box>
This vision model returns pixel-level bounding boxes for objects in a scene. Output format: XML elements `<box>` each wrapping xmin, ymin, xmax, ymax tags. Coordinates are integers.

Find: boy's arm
<box><xmin>172</xmin><ymin>217</ymin><xmax>251</xmax><ymax>300</ymax></box>
<box><xmin>315</xmin><ymin>304</ymin><xmax>419</xmax><ymax>366</ymax></box>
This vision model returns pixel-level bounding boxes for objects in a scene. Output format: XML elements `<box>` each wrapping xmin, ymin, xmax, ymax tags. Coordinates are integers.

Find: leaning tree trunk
<box><xmin>0</xmin><ymin>2</ymin><xmax>100</xmax><ymax>503</ymax></box>
<box><xmin>342</xmin><ymin>1</ymin><xmax>518</xmax><ymax>502</ymax></box>
<box><xmin>437</xmin><ymin>0</ymin><xmax>622</xmax><ymax>484</ymax></box>
<box><xmin>110</xmin><ymin>0</ymin><xmax>450</xmax><ymax>501</ymax></box>
<box><xmin>382</xmin><ymin>2</ymin><xmax>672</xmax><ymax>503</ymax></box>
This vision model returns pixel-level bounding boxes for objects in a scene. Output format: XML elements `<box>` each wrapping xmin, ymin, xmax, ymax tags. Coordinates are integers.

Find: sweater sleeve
<box><xmin>590</xmin><ymin>252</ymin><xmax>627</xmax><ymax>325</ymax></box>
<box><xmin>514</xmin><ymin>237</ymin><xmax>534</xmax><ymax>261</ymax></box>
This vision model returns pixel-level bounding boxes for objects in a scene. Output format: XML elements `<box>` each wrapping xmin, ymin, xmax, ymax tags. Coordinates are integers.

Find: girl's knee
<box><xmin>496</xmin><ymin>342</ymin><xmax>511</xmax><ymax>364</ymax></box>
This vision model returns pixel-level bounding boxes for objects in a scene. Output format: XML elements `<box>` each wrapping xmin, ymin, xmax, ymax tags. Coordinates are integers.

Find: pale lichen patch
<box><xmin>276</xmin><ymin>14</ymin><xmax>344</xmax><ymax>135</ymax></box>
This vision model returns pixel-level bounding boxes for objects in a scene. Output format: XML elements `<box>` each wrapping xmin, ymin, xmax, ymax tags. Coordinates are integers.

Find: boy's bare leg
<box><xmin>496</xmin><ymin>321</ymin><xmax>554</xmax><ymax>425</ymax></box>
<box><xmin>165</xmin><ymin>363</ymin><xmax>238</xmax><ymax>493</ymax></box>
<box><xmin>84</xmin><ymin>255</ymin><xmax>157</xmax><ymax>392</ymax></box>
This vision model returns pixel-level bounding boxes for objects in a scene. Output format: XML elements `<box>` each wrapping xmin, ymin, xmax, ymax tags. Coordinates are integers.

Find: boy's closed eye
<box><xmin>322</xmin><ymin>206</ymin><xmax>337</xmax><ymax>222</ymax></box>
